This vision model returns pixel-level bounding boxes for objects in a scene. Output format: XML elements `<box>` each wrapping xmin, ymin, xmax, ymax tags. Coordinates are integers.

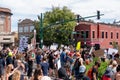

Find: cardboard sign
<box><xmin>94</xmin><ymin>49</ymin><xmax>104</xmax><ymax>57</ymax></box>
<box><xmin>108</xmin><ymin>48</ymin><xmax>118</xmax><ymax>55</ymax></box>
<box><xmin>50</xmin><ymin>45</ymin><xmax>57</xmax><ymax>50</ymax></box>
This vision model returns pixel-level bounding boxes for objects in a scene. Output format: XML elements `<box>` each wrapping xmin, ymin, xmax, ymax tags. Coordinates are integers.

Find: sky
<box><xmin>0</xmin><ymin>0</ymin><xmax>120</xmax><ymax>32</ymax></box>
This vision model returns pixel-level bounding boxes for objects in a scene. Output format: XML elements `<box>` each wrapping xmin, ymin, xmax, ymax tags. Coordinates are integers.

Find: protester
<box><xmin>27</xmin><ymin>51</ymin><xmax>34</xmax><ymax>79</ymax></box>
<box><xmin>81</xmin><ymin>48</ymin><xmax>86</xmax><ymax>61</ymax></box>
<box><xmin>12</xmin><ymin>70</ymin><xmax>21</xmax><ymax>80</ymax></box>
<box><xmin>115</xmin><ymin>65</ymin><xmax>120</xmax><ymax>80</ymax></box>
<box><xmin>77</xmin><ymin>58</ymin><xmax>90</xmax><ymax>80</ymax></box>
<box><xmin>40</xmin><ymin>57</ymin><xmax>49</xmax><ymax>76</ymax></box>
<box><xmin>6</xmin><ymin>51</ymin><xmax>13</xmax><ymax>66</ymax></box>
<box><xmin>36</xmin><ymin>50</ymin><xmax>42</xmax><ymax>68</ymax></box>
<box><xmin>60</xmin><ymin>48</ymin><xmax>66</xmax><ymax>67</ymax></box>
<box><xmin>48</xmin><ymin>51</ymin><xmax>55</xmax><ymax>77</ymax></box>
<box><xmin>5</xmin><ymin>64</ymin><xmax>20</xmax><ymax>80</ymax></box>
<box><xmin>102</xmin><ymin>67</ymin><xmax>113</xmax><ymax>80</ymax></box>
<box><xmin>111</xmin><ymin>60</ymin><xmax>118</xmax><ymax>74</ymax></box>
<box><xmin>31</xmin><ymin>68</ymin><xmax>43</xmax><ymax>80</ymax></box>
<box><xmin>58</xmin><ymin>67</ymin><xmax>69</xmax><ymax>80</ymax></box>
<box><xmin>87</xmin><ymin>61</ymin><xmax>100</xmax><ymax>80</ymax></box>
<box><xmin>72</xmin><ymin>51</ymin><xmax>81</xmax><ymax>78</ymax></box>
<box><xmin>0</xmin><ymin>52</ymin><xmax>5</xmax><ymax>80</ymax></box>
<box><xmin>54</xmin><ymin>51</ymin><xmax>61</xmax><ymax>78</ymax></box>
<box><xmin>0</xmin><ymin>45</ymin><xmax>119</xmax><ymax>80</ymax></box>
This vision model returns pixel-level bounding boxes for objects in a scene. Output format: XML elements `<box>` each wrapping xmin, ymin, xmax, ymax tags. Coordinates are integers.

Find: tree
<box><xmin>35</xmin><ymin>6</ymin><xmax>76</xmax><ymax>46</ymax></box>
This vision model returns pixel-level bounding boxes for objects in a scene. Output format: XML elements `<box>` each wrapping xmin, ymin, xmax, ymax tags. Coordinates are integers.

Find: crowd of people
<box><xmin>0</xmin><ymin>46</ymin><xmax>120</xmax><ymax>80</ymax></box>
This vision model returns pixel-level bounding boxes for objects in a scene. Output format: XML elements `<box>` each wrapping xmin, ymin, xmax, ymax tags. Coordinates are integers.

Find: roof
<box><xmin>18</xmin><ymin>19</ymin><xmax>34</xmax><ymax>24</ymax></box>
<box><xmin>76</xmin><ymin>20</ymin><xmax>120</xmax><ymax>28</ymax></box>
<box><xmin>0</xmin><ymin>7</ymin><xmax>12</xmax><ymax>15</ymax></box>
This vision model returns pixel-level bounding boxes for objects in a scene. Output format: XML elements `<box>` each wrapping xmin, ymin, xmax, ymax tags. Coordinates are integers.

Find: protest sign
<box><xmin>108</xmin><ymin>48</ymin><xmax>118</xmax><ymax>55</ymax></box>
<box><xmin>76</xmin><ymin>41</ymin><xmax>81</xmax><ymax>50</ymax></box>
<box><xmin>19</xmin><ymin>36</ymin><xmax>28</xmax><ymax>52</ymax></box>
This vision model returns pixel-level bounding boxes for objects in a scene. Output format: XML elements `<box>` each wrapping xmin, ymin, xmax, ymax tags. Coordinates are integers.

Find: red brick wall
<box><xmin>98</xmin><ymin>24</ymin><xmax>120</xmax><ymax>48</ymax></box>
<box><xmin>75</xmin><ymin>21</ymin><xmax>120</xmax><ymax>48</ymax></box>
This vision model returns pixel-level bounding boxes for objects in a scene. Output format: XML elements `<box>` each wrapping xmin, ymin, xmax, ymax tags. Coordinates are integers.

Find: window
<box><xmin>85</xmin><ymin>31</ymin><xmax>89</xmax><ymax>38</ymax></box>
<box><xmin>0</xmin><ymin>18</ymin><xmax>4</xmax><ymax>24</ymax></box>
<box><xmin>0</xmin><ymin>17</ymin><xmax>5</xmax><ymax>32</ymax></box>
<box><xmin>109</xmin><ymin>42</ymin><xmax>112</xmax><ymax>45</ymax></box>
<box><xmin>24</xmin><ymin>26</ymin><xmax>29</xmax><ymax>32</ymax></box>
<box><xmin>102</xmin><ymin>32</ymin><xmax>104</xmax><ymax>38</ymax></box>
<box><xmin>105</xmin><ymin>32</ymin><xmax>108</xmax><ymax>38</ymax></box>
<box><xmin>18</xmin><ymin>27</ymin><xmax>23</xmax><ymax>32</ymax></box>
<box><xmin>92</xmin><ymin>31</ymin><xmax>95</xmax><ymax>38</ymax></box>
<box><xmin>116</xmin><ymin>33</ymin><xmax>119</xmax><ymax>39</ymax></box>
<box><xmin>111</xmin><ymin>32</ymin><xmax>113</xmax><ymax>39</ymax></box>
<box><xmin>76</xmin><ymin>31</ymin><xmax>80</xmax><ymax>37</ymax></box>
<box><xmin>30</xmin><ymin>26</ymin><xmax>34</xmax><ymax>32</ymax></box>
<box><xmin>3</xmin><ymin>38</ymin><xmax>10</xmax><ymax>40</ymax></box>
<box><xmin>81</xmin><ymin>31</ymin><xmax>84</xmax><ymax>38</ymax></box>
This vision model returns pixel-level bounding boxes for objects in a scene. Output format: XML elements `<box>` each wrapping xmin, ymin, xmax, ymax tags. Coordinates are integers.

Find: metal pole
<box><xmin>40</xmin><ymin>13</ymin><xmax>43</xmax><ymax>48</ymax></box>
<box><xmin>33</xmin><ymin>29</ymin><xmax>36</xmax><ymax>49</ymax></box>
<box><xmin>84</xmin><ymin>31</ymin><xmax>86</xmax><ymax>46</ymax></box>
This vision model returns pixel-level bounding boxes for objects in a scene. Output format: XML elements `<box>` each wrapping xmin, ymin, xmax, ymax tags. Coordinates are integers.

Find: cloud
<box><xmin>0</xmin><ymin>0</ymin><xmax>120</xmax><ymax>31</ymax></box>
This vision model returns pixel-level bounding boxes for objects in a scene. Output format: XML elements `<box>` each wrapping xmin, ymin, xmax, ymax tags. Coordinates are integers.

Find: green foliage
<box><xmin>112</xmin><ymin>41</ymin><xmax>118</xmax><ymax>49</ymax></box>
<box><xmin>98</xmin><ymin>61</ymin><xmax>108</xmax><ymax>79</ymax></box>
<box><xmin>34</xmin><ymin>6</ymin><xmax>76</xmax><ymax>46</ymax></box>
<box><xmin>85</xmin><ymin>58</ymin><xmax>108</xmax><ymax>79</ymax></box>
<box><xmin>86</xmin><ymin>57</ymin><xmax>99</xmax><ymax>71</ymax></box>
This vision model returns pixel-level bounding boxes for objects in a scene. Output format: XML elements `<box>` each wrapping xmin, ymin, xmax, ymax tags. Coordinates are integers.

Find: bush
<box><xmin>98</xmin><ymin>61</ymin><xmax>108</xmax><ymax>79</ymax></box>
<box><xmin>85</xmin><ymin>57</ymin><xmax>108</xmax><ymax>79</ymax></box>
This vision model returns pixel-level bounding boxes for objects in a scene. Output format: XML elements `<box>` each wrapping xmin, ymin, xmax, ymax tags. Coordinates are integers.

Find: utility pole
<box><xmin>39</xmin><ymin>13</ymin><xmax>43</xmax><ymax>49</ymax></box>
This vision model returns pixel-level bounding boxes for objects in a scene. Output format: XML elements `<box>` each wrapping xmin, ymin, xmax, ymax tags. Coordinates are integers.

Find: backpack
<box><xmin>102</xmin><ymin>75</ymin><xmax>111</xmax><ymax>80</ymax></box>
<box><xmin>87</xmin><ymin>68</ymin><xmax>93</xmax><ymax>80</ymax></box>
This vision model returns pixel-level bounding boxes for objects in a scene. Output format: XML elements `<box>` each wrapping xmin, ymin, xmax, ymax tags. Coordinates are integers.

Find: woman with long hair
<box><xmin>5</xmin><ymin>64</ymin><xmax>19</xmax><ymax>80</ymax></box>
<box><xmin>31</xmin><ymin>68</ymin><xmax>43</xmax><ymax>80</ymax></box>
<box><xmin>12</xmin><ymin>70</ymin><xmax>21</xmax><ymax>80</ymax></box>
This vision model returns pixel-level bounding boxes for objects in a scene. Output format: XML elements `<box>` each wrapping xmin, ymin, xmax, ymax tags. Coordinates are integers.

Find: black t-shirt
<box><xmin>28</xmin><ymin>56</ymin><xmax>33</xmax><ymax>67</ymax></box>
<box><xmin>92</xmin><ymin>66</ymin><xmax>98</xmax><ymax>80</ymax></box>
<box><xmin>74</xmin><ymin>58</ymin><xmax>80</xmax><ymax>70</ymax></box>
<box><xmin>48</xmin><ymin>53</ymin><xmax>54</xmax><ymax>69</ymax></box>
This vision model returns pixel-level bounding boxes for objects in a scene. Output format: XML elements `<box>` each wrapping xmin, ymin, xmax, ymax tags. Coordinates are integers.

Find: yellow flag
<box><xmin>76</xmin><ymin>41</ymin><xmax>81</xmax><ymax>50</ymax></box>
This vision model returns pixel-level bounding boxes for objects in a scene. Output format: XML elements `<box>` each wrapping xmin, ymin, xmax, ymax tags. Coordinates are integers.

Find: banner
<box><xmin>76</xmin><ymin>41</ymin><xmax>81</xmax><ymax>50</ymax></box>
<box><xmin>19</xmin><ymin>36</ymin><xmax>28</xmax><ymax>53</ymax></box>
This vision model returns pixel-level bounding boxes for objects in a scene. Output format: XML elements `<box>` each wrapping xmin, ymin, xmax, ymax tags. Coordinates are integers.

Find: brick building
<box><xmin>0</xmin><ymin>7</ymin><xmax>12</xmax><ymax>33</ymax></box>
<box><xmin>0</xmin><ymin>7</ymin><xmax>15</xmax><ymax>48</ymax></box>
<box><xmin>75</xmin><ymin>21</ymin><xmax>120</xmax><ymax>48</ymax></box>
<box><xmin>18</xmin><ymin>19</ymin><xmax>35</xmax><ymax>39</ymax></box>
